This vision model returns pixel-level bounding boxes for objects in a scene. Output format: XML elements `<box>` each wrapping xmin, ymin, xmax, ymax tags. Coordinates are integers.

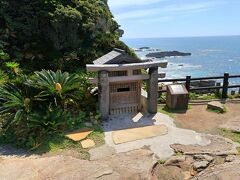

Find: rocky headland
<box><xmin>146</xmin><ymin>51</ymin><xmax>191</xmax><ymax>58</ymax></box>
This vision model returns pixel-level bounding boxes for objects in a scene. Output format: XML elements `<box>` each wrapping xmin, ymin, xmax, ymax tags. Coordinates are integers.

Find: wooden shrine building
<box><xmin>86</xmin><ymin>48</ymin><xmax>167</xmax><ymax>120</ymax></box>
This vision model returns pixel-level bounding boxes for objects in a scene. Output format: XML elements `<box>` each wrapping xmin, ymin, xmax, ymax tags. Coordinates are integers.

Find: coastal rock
<box><xmin>194</xmin><ymin>155</ymin><xmax>214</xmax><ymax>162</ymax></box>
<box><xmin>139</xmin><ymin>47</ymin><xmax>151</xmax><ymax>50</ymax></box>
<box><xmin>164</xmin><ymin>155</ymin><xmax>186</xmax><ymax>166</ymax></box>
<box><xmin>193</xmin><ymin>158</ymin><xmax>240</xmax><ymax>180</ymax></box>
<box><xmin>193</xmin><ymin>161</ymin><xmax>209</xmax><ymax>172</ymax></box>
<box><xmin>199</xmin><ymin>80</ymin><xmax>216</xmax><ymax>87</ymax></box>
<box><xmin>94</xmin><ymin>167</ymin><xmax>113</xmax><ymax>178</ymax></box>
<box><xmin>89</xmin><ymin>145</ymin><xmax>116</xmax><ymax>160</ymax></box>
<box><xmin>207</xmin><ymin>101</ymin><xmax>225</xmax><ymax>113</ymax></box>
<box><xmin>146</xmin><ymin>51</ymin><xmax>191</xmax><ymax>58</ymax></box>
<box><xmin>152</xmin><ymin>165</ymin><xmax>185</xmax><ymax>180</ymax></box>
<box><xmin>225</xmin><ymin>155</ymin><xmax>236</xmax><ymax>162</ymax></box>
<box><xmin>170</xmin><ymin>135</ymin><xmax>238</xmax><ymax>156</ymax></box>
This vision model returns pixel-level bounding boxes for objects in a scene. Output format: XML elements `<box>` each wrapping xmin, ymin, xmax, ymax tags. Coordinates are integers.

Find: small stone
<box><xmin>194</xmin><ymin>155</ymin><xmax>213</xmax><ymax>162</ymax></box>
<box><xmin>84</xmin><ymin>122</ymin><xmax>93</xmax><ymax>127</ymax></box>
<box><xmin>81</xmin><ymin>139</ymin><xmax>95</xmax><ymax>149</ymax></box>
<box><xmin>94</xmin><ymin>167</ymin><xmax>113</xmax><ymax>178</ymax></box>
<box><xmin>164</xmin><ymin>155</ymin><xmax>186</xmax><ymax>166</ymax></box>
<box><xmin>182</xmin><ymin>171</ymin><xmax>192</xmax><ymax>180</ymax></box>
<box><xmin>225</xmin><ymin>155</ymin><xmax>236</xmax><ymax>162</ymax></box>
<box><xmin>193</xmin><ymin>161</ymin><xmax>209</xmax><ymax>172</ymax></box>
<box><xmin>190</xmin><ymin>166</ymin><xmax>198</xmax><ymax>176</ymax></box>
<box><xmin>207</xmin><ymin>101</ymin><xmax>224</xmax><ymax>112</ymax></box>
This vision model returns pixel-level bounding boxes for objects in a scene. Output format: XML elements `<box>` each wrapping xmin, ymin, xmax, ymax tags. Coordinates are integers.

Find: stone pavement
<box><xmin>102</xmin><ymin>112</ymin><xmax>211</xmax><ymax>159</ymax></box>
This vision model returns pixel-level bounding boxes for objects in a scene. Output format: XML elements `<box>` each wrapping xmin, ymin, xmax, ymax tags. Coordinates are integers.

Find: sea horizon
<box><xmin>122</xmin><ymin>34</ymin><xmax>240</xmax><ymax>40</ymax></box>
<box><xmin>123</xmin><ymin>35</ymin><xmax>240</xmax><ymax>85</ymax></box>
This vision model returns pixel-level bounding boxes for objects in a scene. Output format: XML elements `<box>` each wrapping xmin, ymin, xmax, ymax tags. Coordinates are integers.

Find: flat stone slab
<box><xmin>132</xmin><ymin>112</ymin><xmax>144</xmax><ymax>122</ymax></box>
<box><xmin>207</xmin><ymin>101</ymin><xmax>225</xmax><ymax>112</ymax></box>
<box><xmin>112</xmin><ymin>125</ymin><xmax>168</xmax><ymax>144</ymax></box>
<box><xmin>0</xmin><ymin>149</ymin><xmax>155</xmax><ymax>179</ymax></box>
<box><xmin>104</xmin><ymin>113</ymin><xmax>210</xmax><ymax>159</ymax></box>
<box><xmin>81</xmin><ymin>139</ymin><xmax>95</xmax><ymax>149</ymax></box>
<box><xmin>89</xmin><ymin>145</ymin><xmax>116</xmax><ymax>160</ymax></box>
<box><xmin>170</xmin><ymin>135</ymin><xmax>239</xmax><ymax>156</ymax></box>
<box><xmin>65</xmin><ymin>128</ymin><xmax>93</xmax><ymax>141</ymax></box>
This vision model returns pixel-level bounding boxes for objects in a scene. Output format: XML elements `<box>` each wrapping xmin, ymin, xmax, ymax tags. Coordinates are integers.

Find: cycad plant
<box><xmin>27</xmin><ymin>108</ymin><xmax>67</xmax><ymax>133</ymax></box>
<box><xmin>0</xmin><ymin>70</ymin><xmax>8</xmax><ymax>85</ymax></box>
<box><xmin>0</xmin><ymin>83</ymin><xmax>31</xmax><ymax>128</ymax></box>
<box><xmin>29</xmin><ymin>70</ymin><xmax>81</xmax><ymax>107</ymax></box>
<box><xmin>5</xmin><ymin>62</ymin><xmax>20</xmax><ymax>74</ymax></box>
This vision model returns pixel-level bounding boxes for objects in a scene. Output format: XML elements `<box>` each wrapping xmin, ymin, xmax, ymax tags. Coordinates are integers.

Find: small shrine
<box><xmin>86</xmin><ymin>48</ymin><xmax>167</xmax><ymax>120</ymax></box>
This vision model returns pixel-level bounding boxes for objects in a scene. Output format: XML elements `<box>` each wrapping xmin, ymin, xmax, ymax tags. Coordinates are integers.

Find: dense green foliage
<box><xmin>0</xmin><ymin>0</ymin><xmax>133</xmax><ymax>72</ymax></box>
<box><xmin>0</xmin><ymin>0</ymin><xmax>131</xmax><ymax>150</ymax></box>
<box><xmin>0</xmin><ymin>70</ymin><xmax>98</xmax><ymax>149</ymax></box>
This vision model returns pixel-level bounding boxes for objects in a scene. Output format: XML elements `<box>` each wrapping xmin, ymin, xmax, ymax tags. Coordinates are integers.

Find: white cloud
<box><xmin>114</xmin><ymin>1</ymin><xmax>225</xmax><ymax>21</ymax></box>
<box><xmin>108</xmin><ymin>0</ymin><xmax>166</xmax><ymax>8</ymax></box>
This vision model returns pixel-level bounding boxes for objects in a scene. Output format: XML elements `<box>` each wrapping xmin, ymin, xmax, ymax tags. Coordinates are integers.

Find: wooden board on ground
<box><xmin>65</xmin><ymin>128</ymin><xmax>93</xmax><ymax>141</ymax></box>
<box><xmin>112</xmin><ymin>125</ymin><xmax>168</xmax><ymax>144</ymax></box>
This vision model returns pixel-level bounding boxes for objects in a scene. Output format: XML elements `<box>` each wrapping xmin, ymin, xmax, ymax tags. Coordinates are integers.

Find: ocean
<box><xmin>123</xmin><ymin>36</ymin><xmax>240</xmax><ymax>84</ymax></box>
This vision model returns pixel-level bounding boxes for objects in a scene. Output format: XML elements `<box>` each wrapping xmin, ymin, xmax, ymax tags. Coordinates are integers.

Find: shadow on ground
<box><xmin>103</xmin><ymin>113</ymin><xmax>157</xmax><ymax>132</ymax></box>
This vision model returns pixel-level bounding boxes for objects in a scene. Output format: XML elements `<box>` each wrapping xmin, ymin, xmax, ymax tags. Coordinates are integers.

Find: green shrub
<box><xmin>0</xmin><ymin>70</ymin><xmax>8</xmax><ymax>85</ymax></box>
<box><xmin>66</xmin><ymin>111</ymin><xmax>87</xmax><ymax>130</ymax></box>
<box><xmin>28</xmin><ymin>70</ymin><xmax>82</xmax><ymax>107</ymax></box>
<box><xmin>0</xmin><ymin>49</ymin><xmax>10</xmax><ymax>60</ymax></box>
<box><xmin>0</xmin><ymin>83</ymin><xmax>31</xmax><ymax>128</ymax></box>
<box><xmin>28</xmin><ymin>109</ymin><xmax>67</xmax><ymax>134</ymax></box>
<box><xmin>0</xmin><ymin>70</ymin><xmax>97</xmax><ymax>149</ymax></box>
<box><xmin>189</xmin><ymin>92</ymin><xmax>198</xmax><ymax>100</ymax></box>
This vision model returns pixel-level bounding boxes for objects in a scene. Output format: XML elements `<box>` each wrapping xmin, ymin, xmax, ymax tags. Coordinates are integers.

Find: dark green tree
<box><xmin>0</xmin><ymin>0</ymin><xmax>133</xmax><ymax>72</ymax></box>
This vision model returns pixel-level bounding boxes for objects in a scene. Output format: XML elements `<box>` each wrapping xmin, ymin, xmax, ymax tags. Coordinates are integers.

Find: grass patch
<box><xmin>34</xmin><ymin>125</ymin><xmax>105</xmax><ymax>155</ymax></box>
<box><xmin>158</xmin><ymin>105</ymin><xmax>175</xmax><ymax>118</ymax></box>
<box><xmin>218</xmin><ymin>128</ymin><xmax>240</xmax><ymax>154</ymax></box>
<box><xmin>34</xmin><ymin>134</ymin><xmax>82</xmax><ymax>153</ymax></box>
<box><xmin>87</xmin><ymin>125</ymin><xmax>105</xmax><ymax>147</ymax></box>
<box><xmin>158</xmin><ymin>159</ymin><xmax>166</xmax><ymax>164</ymax></box>
<box><xmin>175</xmin><ymin>151</ymin><xmax>184</xmax><ymax>157</ymax></box>
<box><xmin>228</xmin><ymin>93</ymin><xmax>240</xmax><ymax>99</ymax></box>
<box><xmin>0</xmin><ymin>122</ymin><xmax>105</xmax><ymax>160</ymax></box>
<box><xmin>189</xmin><ymin>92</ymin><xmax>221</xmax><ymax>101</ymax></box>
<box><xmin>237</xmin><ymin>147</ymin><xmax>240</xmax><ymax>154</ymax></box>
<box><xmin>218</xmin><ymin>128</ymin><xmax>240</xmax><ymax>143</ymax></box>
<box><xmin>158</xmin><ymin>105</ymin><xmax>190</xmax><ymax>118</ymax></box>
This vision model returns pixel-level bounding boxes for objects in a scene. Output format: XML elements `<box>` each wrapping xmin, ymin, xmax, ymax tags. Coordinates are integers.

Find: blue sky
<box><xmin>108</xmin><ymin>0</ymin><xmax>240</xmax><ymax>38</ymax></box>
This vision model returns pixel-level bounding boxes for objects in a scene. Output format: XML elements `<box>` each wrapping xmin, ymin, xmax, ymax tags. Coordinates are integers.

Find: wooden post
<box><xmin>186</xmin><ymin>76</ymin><xmax>191</xmax><ymax>92</ymax></box>
<box><xmin>222</xmin><ymin>72</ymin><xmax>229</xmax><ymax>99</ymax></box>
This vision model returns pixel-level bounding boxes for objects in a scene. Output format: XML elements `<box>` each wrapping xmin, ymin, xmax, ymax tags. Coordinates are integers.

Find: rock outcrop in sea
<box><xmin>146</xmin><ymin>51</ymin><xmax>191</xmax><ymax>58</ymax></box>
